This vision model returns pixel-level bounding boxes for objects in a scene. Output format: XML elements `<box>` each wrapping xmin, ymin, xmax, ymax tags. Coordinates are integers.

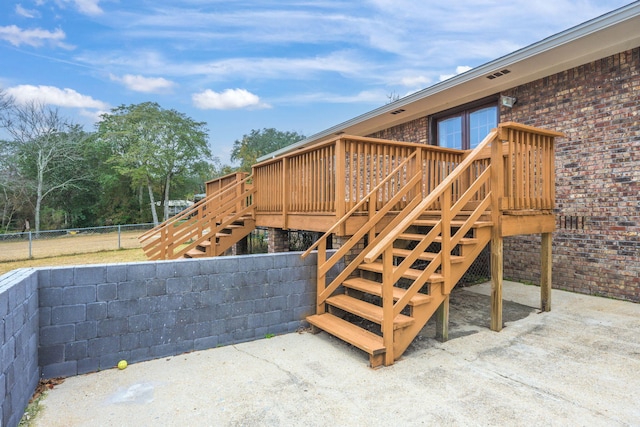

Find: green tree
<box><xmin>0</xmin><ymin>101</ymin><xmax>90</xmax><ymax>232</ymax></box>
<box><xmin>0</xmin><ymin>138</ymin><xmax>31</xmax><ymax>232</ymax></box>
<box><xmin>231</xmin><ymin>128</ymin><xmax>305</xmax><ymax>172</ymax></box>
<box><xmin>96</xmin><ymin>102</ymin><xmax>211</xmax><ymax>224</ymax></box>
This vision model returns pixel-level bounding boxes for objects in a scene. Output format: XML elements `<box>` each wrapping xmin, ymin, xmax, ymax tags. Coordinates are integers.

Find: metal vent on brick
<box><xmin>557</xmin><ymin>215</ymin><xmax>585</xmax><ymax>230</ymax></box>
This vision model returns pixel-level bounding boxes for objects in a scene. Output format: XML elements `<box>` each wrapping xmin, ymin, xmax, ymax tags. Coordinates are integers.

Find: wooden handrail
<box><xmin>139</xmin><ymin>174</ymin><xmax>243</xmax><ymax>241</ymax></box>
<box><xmin>253</xmin><ymin>134</ymin><xmax>440</xmax><ymax>168</ymax></box>
<box><xmin>139</xmin><ymin>174</ymin><xmax>254</xmax><ymax>260</ymax></box>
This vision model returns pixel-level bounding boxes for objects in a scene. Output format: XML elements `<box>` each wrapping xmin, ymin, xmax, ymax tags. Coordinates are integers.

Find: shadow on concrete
<box><xmin>407</xmin><ymin>286</ymin><xmax>537</xmax><ymax>354</ymax></box>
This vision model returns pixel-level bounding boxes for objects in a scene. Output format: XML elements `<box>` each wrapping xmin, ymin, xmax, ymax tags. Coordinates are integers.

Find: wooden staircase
<box><xmin>183</xmin><ymin>215</ymin><xmax>255</xmax><ymax>258</ymax></box>
<box><xmin>139</xmin><ymin>173</ymin><xmax>256</xmax><ymax>260</ymax></box>
<box><xmin>307</xmin><ymin>212</ymin><xmax>491</xmax><ymax>367</ymax></box>
<box><xmin>302</xmin><ymin>129</ymin><xmax>499</xmax><ymax>367</ymax></box>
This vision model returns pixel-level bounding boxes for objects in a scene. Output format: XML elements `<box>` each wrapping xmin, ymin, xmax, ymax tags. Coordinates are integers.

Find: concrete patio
<box><xmin>32</xmin><ymin>281</ymin><xmax>640</xmax><ymax>426</ymax></box>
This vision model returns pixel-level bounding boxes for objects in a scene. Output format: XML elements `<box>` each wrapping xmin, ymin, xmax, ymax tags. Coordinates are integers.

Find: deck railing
<box><xmin>252</xmin><ymin>136</ymin><xmax>467</xmax><ymax>222</ymax></box>
<box><xmin>500</xmin><ymin>123</ymin><xmax>558</xmax><ymax>211</ymax></box>
<box><xmin>251</xmin><ymin>123</ymin><xmax>558</xmax><ymax>225</ymax></box>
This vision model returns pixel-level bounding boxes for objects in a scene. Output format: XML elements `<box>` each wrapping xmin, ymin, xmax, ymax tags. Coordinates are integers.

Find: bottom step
<box><xmin>307</xmin><ymin>313</ymin><xmax>385</xmax><ymax>356</ymax></box>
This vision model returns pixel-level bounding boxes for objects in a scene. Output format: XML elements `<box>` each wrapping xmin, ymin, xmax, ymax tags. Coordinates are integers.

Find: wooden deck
<box><xmin>140</xmin><ymin>122</ymin><xmax>563</xmax><ymax>367</ymax></box>
<box><xmin>252</xmin><ymin>122</ymin><xmax>560</xmax><ymax>237</ymax></box>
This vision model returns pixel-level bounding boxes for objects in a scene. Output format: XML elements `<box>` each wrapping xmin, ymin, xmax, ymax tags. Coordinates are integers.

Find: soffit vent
<box><xmin>486</xmin><ymin>69</ymin><xmax>511</xmax><ymax>80</ymax></box>
<box><xmin>390</xmin><ymin>109</ymin><xmax>406</xmax><ymax>115</ymax></box>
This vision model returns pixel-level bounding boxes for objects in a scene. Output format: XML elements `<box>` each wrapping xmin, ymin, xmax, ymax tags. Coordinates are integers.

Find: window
<box><xmin>432</xmin><ymin>98</ymin><xmax>498</xmax><ymax>150</ymax></box>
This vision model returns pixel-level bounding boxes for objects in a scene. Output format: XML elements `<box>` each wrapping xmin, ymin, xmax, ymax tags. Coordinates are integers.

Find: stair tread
<box><xmin>343</xmin><ymin>277</ymin><xmax>432</xmax><ymax>306</ymax></box>
<box><xmin>185</xmin><ymin>248</ymin><xmax>207</xmax><ymax>258</ymax></box>
<box><xmin>306</xmin><ymin>313</ymin><xmax>385</xmax><ymax>355</ymax></box>
<box><xmin>357</xmin><ymin>262</ymin><xmax>444</xmax><ymax>283</ymax></box>
<box><xmin>326</xmin><ymin>294</ymin><xmax>414</xmax><ymax>329</ymax></box>
<box><xmin>391</xmin><ymin>248</ymin><xmax>464</xmax><ymax>264</ymax></box>
<box><xmin>413</xmin><ymin>219</ymin><xmax>493</xmax><ymax>228</ymax></box>
<box><xmin>398</xmin><ymin>233</ymin><xmax>477</xmax><ymax>245</ymax></box>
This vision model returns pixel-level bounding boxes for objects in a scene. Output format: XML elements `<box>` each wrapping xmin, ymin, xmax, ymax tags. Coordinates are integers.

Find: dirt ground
<box><xmin>0</xmin><ymin>231</ymin><xmax>143</xmax><ymax>262</ymax></box>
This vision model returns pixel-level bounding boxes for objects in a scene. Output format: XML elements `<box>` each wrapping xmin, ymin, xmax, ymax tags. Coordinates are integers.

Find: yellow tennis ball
<box><xmin>117</xmin><ymin>360</ymin><xmax>128</xmax><ymax>370</ymax></box>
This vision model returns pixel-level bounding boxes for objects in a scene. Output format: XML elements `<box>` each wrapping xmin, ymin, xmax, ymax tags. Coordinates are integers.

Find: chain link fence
<box><xmin>0</xmin><ymin>224</ymin><xmax>154</xmax><ymax>262</ymax></box>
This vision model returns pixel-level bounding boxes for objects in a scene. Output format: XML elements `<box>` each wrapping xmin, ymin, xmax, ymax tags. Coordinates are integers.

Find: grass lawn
<box><xmin>0</xmin><ymin>248</ymin><xmax>149</xmax><ymax>276</ymax></box>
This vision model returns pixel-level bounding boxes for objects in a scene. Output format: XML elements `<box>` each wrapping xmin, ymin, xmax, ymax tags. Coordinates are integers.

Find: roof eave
<box><xmin>258</xmin><ymin>1</ymin><xmax>640</xmax><ymax>162</ymax></box>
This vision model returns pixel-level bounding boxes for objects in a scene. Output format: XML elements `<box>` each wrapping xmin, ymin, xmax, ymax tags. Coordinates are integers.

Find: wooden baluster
<box><xmin>382</xmin><ymin>245</ymin><xmax>394</xmax><ymax>366</ymax></box>
<box><xmin>317</xmin><ymin>238</ymin><xmax>327</xmax><ymax>315</ymax></box>
<box><xmin>535</xmin><ymin>133</ymin><xmax>542</xmax><ymax>210</ymax></box>
<box><xmin>357</xmin><ymin>141</ymin><xmax>363</xmax><ymax>210</ymax></box>
<box><xmin>414</xmin><ymin>147</ymin><xmax>423</xmax><ymax>204</ymax></box>
<box><xmin>329</xmin><ymin>145</ymin><xmax>335</xmax><ymax>212</ymax></box>
<box><xmin>525</xmin><ymin>131</ymin><xmax>532</xmax><ymax>210</ymax></box>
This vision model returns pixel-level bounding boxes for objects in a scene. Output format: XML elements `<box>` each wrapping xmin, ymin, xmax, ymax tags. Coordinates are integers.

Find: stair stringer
<box><xmin>393</xmin><ymin>282</ymin><xmax>445</xmax><ymax>359</ymax></box>
<box><xmin>210</xmin><ymin>218</ymin><xmax>256</xmax><ymax>256</ymax></box>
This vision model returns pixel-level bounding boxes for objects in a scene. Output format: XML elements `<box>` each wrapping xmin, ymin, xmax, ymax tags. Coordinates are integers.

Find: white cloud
<box><xmin>15</xmin><ymin>4</ymin><xmax>39</xmax><ymax>18</ymax></box>
<box><xmin>192</xmin><ymin>88</ymin><xmax>270</xmax><ymax>110</ymax></box>
<box><xmin>78</xmin><ymin>108</ymin><xmax>108</xmax><ymax>123</ymax></box>
<box><xmin>109</xmin><ymin>74</ymin><xmax>175</xmax><ymax>93</ymax></box>
<box><xmin>439</xmin><ymin>65</ymin><xmax>473</xmax><ymax>82</ymax></box>
<box><xmin>56</xmin><ymin>0</ymin><xmax>103</xmax><ymax>16</ymax></box>
<box><xmin>277</xmin><ymin>89</ymin><xmax>387</xmax><ymax>105</ymax></box>
<box><xmin>399</xmin><ymin>75</ymin><xmax>431</xmax><ymax>88</ymax></box>
<box><xmin>6</xmin><ymin>85</ymin><xmax>109</xmax><ymax>110</ymax></box>
<box><xmin>0</xmin><ymin>25</ymin><xmax>72</xmax><ymax>49</ymax></box>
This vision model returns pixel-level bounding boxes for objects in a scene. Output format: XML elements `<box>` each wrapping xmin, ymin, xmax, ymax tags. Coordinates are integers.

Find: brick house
<box><xmin>259</xmin><ymin>2</ymin><xmax>640</xmax><ymax>303</ymax></box>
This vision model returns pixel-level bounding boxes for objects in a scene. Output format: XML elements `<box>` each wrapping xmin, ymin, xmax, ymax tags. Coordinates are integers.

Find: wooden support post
<box><xmin>236</xmin><ymin>173</ymin><xmax>243</xmax><ymax>214</ymax></box>
<box><xmin>435</xmin><ymin>296</ymin><xmax>449</xmax><ymax>342</ymax></box>
<box><xmin>490</xmin><ymin>234</ymin><xmax>503</xmax><ymax>331</ymax></box>
<box><xmin>541</xmin><ymin>232</ymin><xmax>552</xmax><ymax>312</ymax></box>
<box><xmin>282</xmin><ymin>158</ymin><xmax>289</xmax><ymax>230</ymax></box>
<box><xmin>441</xmin><ymin>187</ymin><xmax>452</xmax><ymax>294</ymax></box>
<box><xmin>335</xmin><ymin>139</ymin><xmax>346</xmax><ymax>236</ymax></box>
<box><xmin>490</xmin><ymin>128</ymin><xmax>504</xmax><ymax>332</ymax></box>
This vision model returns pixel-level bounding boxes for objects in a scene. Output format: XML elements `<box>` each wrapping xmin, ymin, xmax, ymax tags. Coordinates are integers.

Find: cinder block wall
<box><xmin>0</xmin><ymin>269</ymin><xmax>40</xmax><ymax>427</ymax></box>
<box><xmin>1</xmin><ymin>251</ymin><xmax>338</xmax><ymax>427</ymax></box>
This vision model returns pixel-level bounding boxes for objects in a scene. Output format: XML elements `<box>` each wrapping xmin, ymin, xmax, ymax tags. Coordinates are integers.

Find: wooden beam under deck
<box><xmin>255</xmin><ymin>212</ymin><xmax>400</xmax><ymax>235</ymax></box>
<box><xmin>257</xmin><ymin>211</ymin><xmax>556</xmax><ymax>238</ymax></box>
<box><xmin>500</xmin><ymin>213</ymin><xmax>555</xmax><ymax>237</ymax></box>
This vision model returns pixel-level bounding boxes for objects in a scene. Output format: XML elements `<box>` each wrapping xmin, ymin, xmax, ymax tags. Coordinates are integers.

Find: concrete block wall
<box><xmin>1</xmin><ymin>250</ymin><xmax>339</xmax><ymax>427</ymax></box>
<box><xmin>1</xmin><ymin>269</ymin><xmax>40</xmax><ymax>427</ymax></box>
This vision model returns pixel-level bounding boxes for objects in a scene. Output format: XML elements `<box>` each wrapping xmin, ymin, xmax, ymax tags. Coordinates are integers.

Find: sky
<box><xmin>0</xmin><ymin>0</ymin><xmax>634</xmax><ymax>165</ymax></box>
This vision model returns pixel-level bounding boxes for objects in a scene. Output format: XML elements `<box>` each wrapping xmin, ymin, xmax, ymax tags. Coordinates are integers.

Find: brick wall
<box><xmin>368</xmin><ymin>117</ymin><xmax>428</xmax><ymax>143</ymax></box>
<box><xmin>500</xmin><ymin>48</ymin><xmax>640</xmax><ymax>302</ymax></box>
<box><xmin>0</xmin><ymin>251</ymin><xmax>340</xmax><ymax>427</ymax></box>
<box><xmin>367</xmin><ymin>47</ymin><xmax>639</xmax><ymax>301</ymax></box>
